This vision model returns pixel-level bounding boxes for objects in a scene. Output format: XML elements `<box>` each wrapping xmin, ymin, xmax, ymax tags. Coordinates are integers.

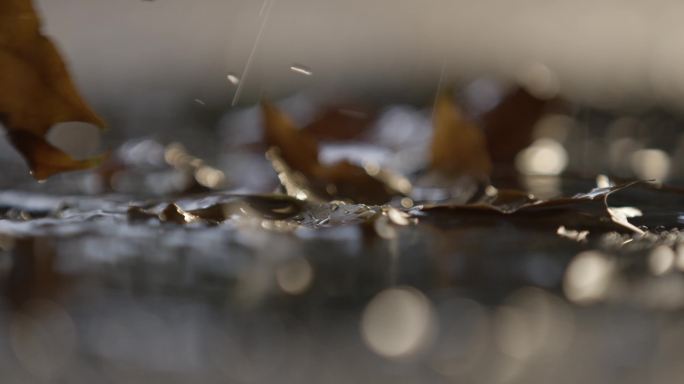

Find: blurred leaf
<box><xmin>313</xmin><ymin>160</ymin><xmax>402</xmax><ymax>205</ymax></box>
<box><xmin>302</xmin><ymin>106</ymin><xmax>375</xmax><ymax>141</ymax></box>
<box><xmin>261</xmin><ymin>101</ymin><xmax>319</xmax><ymax>177</ymax></box>
<box><xmin>261</xmin><ymin>102</ymin><xmax>404</xmax><ymax>204</ymax></box>
<box><xmin>430</xmin><ymin>91</ymin><xmax>492</xmax><ymax>180</ymax></box>
<box><xmin>0</xmin><ymin>0</ymin><xmax>105</xmax><ymax>180</ymax></box>
<box><xmin>482</xmin><ymin>87</ymin><xmax>550</xmax><ymax>164</ymax></box>
<box><xmin>127</xmin><ymin>194</ymin><xmax>307</xmax><ymax>225</ymax></box>
<box><xmin>7</xmin><ymin>131</ymin><xmax>104</xmax><ymax>180</ymax></box>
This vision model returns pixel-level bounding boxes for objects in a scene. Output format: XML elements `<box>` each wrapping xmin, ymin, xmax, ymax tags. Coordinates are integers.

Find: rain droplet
<box><xmin>226</xmin><ymin>73</ymin><xmax>240</xmax><ymax>86</ymax></box>
<box><xmin>515</xmin><ymin>138</ymin><xmax>568</xmax><ymax>176</ymax></box>
<box><xmin>289</xmin><ymin>64</ymin><xmax>313</xmax><ymax>76</ymax></box>
<box><xmin>194</xmin><ymin>98</ymin><xmax>206</xmax><ymax>106</ymax></box>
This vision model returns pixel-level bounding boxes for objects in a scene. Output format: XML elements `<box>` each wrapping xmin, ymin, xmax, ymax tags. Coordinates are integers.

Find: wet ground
<box><xmin>1</xmin><ymin>101</ymin><xmax>684</xmax><ymax>383</ymax></box>
<box><xmin>0</xmin><ymin>175</ymin><xmax>683</xmax><ymax>384</ymax></box>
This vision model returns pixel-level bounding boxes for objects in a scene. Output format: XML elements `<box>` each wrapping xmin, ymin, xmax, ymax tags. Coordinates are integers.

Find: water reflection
<box><xmin>515</xmin><ymin>138</ymin><xmax>568</xmax><ymax>176</ymax></box>
<box><xmin>2</xmin><ymin>79</ymin><xmax>684</xmax><ymax>383</ymax></box>
<box><xmin>360</xmin><ymin>286</ymin><xmax>435</xmax><ymax>359</ymax></box>
<box><xmin>564</xmin><ymin>251</ymin><xmax>615</xmax><ymax>305</ymax></box>
<box><xmin>631</xmin><ymin>149</ymin><xmax>671</xmax><ymax>182</ymax></box>
<box><xmin>276</xmin><ymin>256</ymin><xmax>313</xmax><ymax>295</ymax></box>
<box><xmin>9</xmin><ymin>300</ymin><xmax>77</xmax><ymax>380</ymax></box>
<box><xmin>648</xmin><ymin>245</ymin><xmax>675</xmax><ymax>275</ymax></box>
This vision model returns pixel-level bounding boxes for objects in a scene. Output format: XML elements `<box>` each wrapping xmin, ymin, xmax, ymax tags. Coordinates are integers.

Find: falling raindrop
<box><xmin>232</xmin><ymin>0</ymin><xmax>275</xmax><ymax>106</ymax></box>
<box><xmin>226</xmin><ymin>73</ymin><xmax>240</xmax><ymax>86</ymax></box>
<box><xmin>289</xmin><ymin>64</ymin><xmax>313</xmax><ymax>76</ymax></box>
<box><xmin>431</xmin><ymin>61</ymin><xmax>447</xmax><ymax>119</ymax></box>
<box><xmin>194</xmin><ymin>98</ymin><xmax>206</xmax><ymax>106</ymax></box>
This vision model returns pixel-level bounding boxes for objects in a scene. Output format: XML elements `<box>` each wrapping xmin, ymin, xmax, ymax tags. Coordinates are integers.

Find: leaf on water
<box><xmin>0</xmin><ymin>0</ymin><xmax>105</xmax><ymax>180</ymax></box>
<box><xmin>313</xmin><ymin>160</ymin><xmax>404</xmax><ymax>205</ymax></box>
<box><xmin>127</xmin><ymin>194</ymin><xmax>307</xmax><ymax>225</ymax></box>
<box><xmin>160</xmin><ymin>204</ymin><xmax>199</xmax><ymax>224</ymax></box>
<box><xmin>128</xmin><ymin>203</ymin><xmax>210</xmax><ymax>225</ymax></box>
<box><xmin>261</xmin><ymin>101</ymin><xmax>405</xmax><ymax>205</ymax></box>
<box><xmin>429</xmin><ymin>90</ymin><xmax>492</xmax><ymax>181</ymax></box>
<box><xmin>420</xmin><ymin>182</ymin><xmax>644</xmax><ymax>234</ymax></box>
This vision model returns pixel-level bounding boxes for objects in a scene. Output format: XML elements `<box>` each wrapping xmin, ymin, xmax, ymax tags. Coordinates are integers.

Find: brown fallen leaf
<box><xmin>7</xmin><ymin>131</ymin><xmax>104</xmax><ymax>181</ymax></box>
<box><xmin>261</xmin><ymin>101</ymin><xmax>319</xmax><ymax>177</ymax></box>
<box><xmin>482</xmin><ymin>87</ymin><xmax>551</xmax><ymax>164</ymax></box>
<box><xmin>261</xmin><ymin>101</ymin><xmax>406</xmax><ymax>204</ymax></box>
<box><xmin>0</xmin><ymin>0</ymin><xmax>106</xmax><ymax>180</ymax></box>
<box><xmin>429</xmin><ymin>90</ymin><xmax>492</xmax><ymax>180</ymax></box>
<box><xmin>127</xmin><ymin>194</ymin><xmax>307</xmax><ymax>225</ymax></box>
<box><xmin>419</xmin><ymin>182</ymin><xmax>644</xmax><ymax>234</ymax></box>
<box><xmin>312</xmin><ymin>160</ymin><xmax>402</xmax><ymax>205</ymax></box>
<box><xmin>188</xmin><ymin>194</ymin><xmax>306</xmax><ymax>222</ymax></box>
<box><xmin>302</xmin><ymin>106</ymin><xmax>375</xmax><ymax>142</ymax></box>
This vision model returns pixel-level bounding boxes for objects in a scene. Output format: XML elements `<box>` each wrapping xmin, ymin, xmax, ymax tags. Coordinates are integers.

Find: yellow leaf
<box><xmin>261</xmin><ymin>101</ymin><xmax>319</xmax><ymax>177</ymax></box>
<box><xmin>0</xmin><ymin>0</ymin><xmax>105</xmax><ymax>180</ymax></box>
<box><xmin>430</xmin><ymin>91</ymin><xmax>492</xmax><ymax>179</ymax></box>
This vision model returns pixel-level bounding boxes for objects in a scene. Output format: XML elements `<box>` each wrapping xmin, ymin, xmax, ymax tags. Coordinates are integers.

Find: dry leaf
<box><xmin>261</xmin><ymin>101</ymin><xmax>404</xmax><ymax>204</ymax></box>
<box><xmin>128</xmin><ymin>194</ymin><xmax>306</xmax><ymax>225</ymax></box>
<box><xmin>7</xmin><ymin>131</ymin><xmax>104</xmax><ymax>180</ymax></box>
<box><xmin>430</xmin><ymin>90</ymin><xmax>492</xmax><ymax>180</ymax></box>
<box><xmin>420</xmin><ymin>182</ymin><xmax>644</xmax><ymax>234</ymax></box>
<box><xmin>482</xmin><ymin>87</ymin><xmax>550</xmax><ymax>164</ymax></box>
<box><xmin>0</xmin><ymin>0</ymin><xmax>105</xmax><ymax>180</ymax></box>
<box><xmin>261</xmin><ymin>101</ymin><xmax>319</xmax><ymax>177</ymax></box>
<box><xmin>312</xmin><ymin>160</ymin><xmax>401</xmax><ymax>205</ymax></box>
<box><xmin>302</xmin><ymin>106</ymin><xmax>375</xmax><ymax>141</ymax></box>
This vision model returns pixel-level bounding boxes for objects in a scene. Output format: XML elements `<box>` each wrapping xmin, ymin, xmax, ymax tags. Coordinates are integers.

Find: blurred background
<box><xmin>2</xmin><ymin>0</ymin><xmax>684</xmax><ymax>383</ymax></box>
<box><xmin>34</xmin><ymin>0</ymin><xmax>684</xmax><ymax>110</ymax></box>
<box><xmin>0</xmin><ymin>0</ymin><xmax>681</xmax><ymax>187</ymax></box>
